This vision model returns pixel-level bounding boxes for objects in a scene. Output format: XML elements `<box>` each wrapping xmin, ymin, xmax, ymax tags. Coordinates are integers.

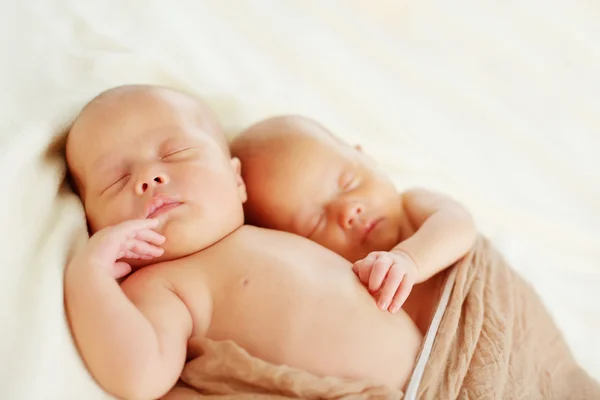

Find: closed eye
<box><xmin>162</xmin><ymin>148</ymin><xmax>192</xmax><ymax>159</ymax></box>
<box><xmin>102</xmin><ymin>174</ymin><xmax>129</xmax><ymax>194</ymax></box>
<box><xmin>307</xmin><ymin>212</ymin><xmax>325</xmax><ymax>238</ymax></box>
<box><xmin>340</xmin><ymin>172</ymin><xmax>359</xmax><ymax>191</ymax></box>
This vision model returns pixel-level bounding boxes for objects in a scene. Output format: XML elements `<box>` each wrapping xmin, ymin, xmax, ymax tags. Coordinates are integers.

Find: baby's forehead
<box><xmin>281</xmin><ymin>131</ymin><xmax>353</xmax><ymax>163</ymax></box>
<box><xmin>266</xmin><ymin>139</ymin><xmax>351</xmax><ymax>187</ymax></box>
<box><xmin>69</xmin><ymin>87</ymin><xmax>223</xmax><ymax>147</ymax></box>
<box><xmin>240</xmin><ymin>131</ymin><xmax>355</xmax><ymax>189</ymax></box>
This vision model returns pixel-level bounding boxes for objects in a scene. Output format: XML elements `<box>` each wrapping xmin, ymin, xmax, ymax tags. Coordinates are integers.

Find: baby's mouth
<box><xmin>147</xmin><ymin>202</ymin><xmax>182</xmax><ymax>219</ymax></box>
<box><xmin>145</xmin><ymin>195</ymin><xmax>183</xmax><ymax>219</ymax></box>
<box><xmin>362</xmin><ymin>218</ymin><xmax>382</xmax><ymax>242</ymax></box>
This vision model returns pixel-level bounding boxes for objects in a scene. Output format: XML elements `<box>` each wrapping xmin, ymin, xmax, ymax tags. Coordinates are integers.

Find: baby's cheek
<box><xmin>313</xmin><ymin>228</ymin><xmax>345</xmax><ymax>256</ymax></box>
<box><xmin>91</xmin><ymin>201</ymin><xmax>135</xmax><ymax>230</ymax></box>
<box><xmin>83</xmin><ymin>201</ymin><xmax>104</xmax><ymax>233</ymax></box>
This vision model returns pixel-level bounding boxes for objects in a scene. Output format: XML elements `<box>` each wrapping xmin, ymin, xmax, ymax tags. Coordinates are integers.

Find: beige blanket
<box><xmin>164</xmin><ymin>237</ymin><xmax>600</xmax><ymax>399</ymax></box>
<box><xmin>416</xmin><ymin>237</ymin><xmax>600</xmax><ymax>399</ymax></box>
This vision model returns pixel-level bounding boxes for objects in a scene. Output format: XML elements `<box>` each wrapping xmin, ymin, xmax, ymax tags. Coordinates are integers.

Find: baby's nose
<box><xmin>339</xmin><ymin>202</ymin><xmax>364</xmax><ymax>229</ymax></box>
<box><xmin>135</xmin><ymin>173</ymin><xmax>169</xmax><ymax>195</ymax></box>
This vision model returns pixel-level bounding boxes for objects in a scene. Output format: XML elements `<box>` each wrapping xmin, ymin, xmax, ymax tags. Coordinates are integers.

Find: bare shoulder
<box><xmin>120</xmin><ymin>260</ymin><xmax>211</xmax><ymax>337</ymax></box>
<box><xmin>120</xmin><ymin>261</ymin><xmax>174</xmax><ymax>296</ymax></box>
<box><xmin>119</xmin><ymin>263</ymin><xmax>188</xmax><ymax>320</ymax></box>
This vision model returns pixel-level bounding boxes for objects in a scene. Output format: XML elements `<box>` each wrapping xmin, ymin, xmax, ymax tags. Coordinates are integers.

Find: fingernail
<box><xmin>389</xmin><ymin>305</ymin><xmax>399</xmax><ymax>314</ymax></box>
<box><xmin>379</xmin><ymin>300</ymin><xmax>389</xmax><ymax>310</ymax></box>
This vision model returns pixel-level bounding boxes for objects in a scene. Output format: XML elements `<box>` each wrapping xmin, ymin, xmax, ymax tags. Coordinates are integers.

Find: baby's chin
<box><xmin>127</xmin><ymin>237</ymin><xmax>200</xmax><ymax>270</ymax></box>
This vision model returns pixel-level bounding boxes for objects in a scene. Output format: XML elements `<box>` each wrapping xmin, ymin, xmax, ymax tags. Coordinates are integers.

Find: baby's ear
<box><xmin>230</xmin><ymin>157</ymin><xmax>248</xmax><ymax>203</ymax></box>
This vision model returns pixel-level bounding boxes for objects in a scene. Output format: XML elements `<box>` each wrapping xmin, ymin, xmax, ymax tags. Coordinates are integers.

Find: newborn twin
<box><xmin>64</xmin><ymin>85</ymin><xmax>476</xmax><ymax>399</ymax></box>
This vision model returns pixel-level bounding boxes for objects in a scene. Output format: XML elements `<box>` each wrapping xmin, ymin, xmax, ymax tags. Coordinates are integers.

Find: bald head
<box><xmin>231</xmin><ymin>115</ymin><xmax>362</xmax><ymax>227</ymax></box>
<box><xmin>230</xmin><ymin>115</ymin><xmax>343</xmax><ymax>166</ymax></box>
<box><xmin>66</xmin><ymin>84</ymin><xmax>229</xmax><ymax>196</ymax></box>
<box><xmin>68</xmin><ymin>84</ymin><xmax>228</xmax><ymax>157</ymax></box>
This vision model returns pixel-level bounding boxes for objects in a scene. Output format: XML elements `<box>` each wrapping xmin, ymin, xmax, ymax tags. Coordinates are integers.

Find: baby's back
<box><xmin>157</xmin><ymin>226</ymin><xmax>422</xmax><ymax>389</ymax></box>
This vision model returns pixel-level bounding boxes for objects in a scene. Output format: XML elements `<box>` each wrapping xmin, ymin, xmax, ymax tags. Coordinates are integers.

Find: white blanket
<box><xmin>1</xmin><ymin>1</ymin><xmax>598</xmax><ymax>399</ymax></box>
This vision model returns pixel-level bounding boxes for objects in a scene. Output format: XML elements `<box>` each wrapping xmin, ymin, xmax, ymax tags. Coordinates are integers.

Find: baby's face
<box><xmin>67</xmin><ymin>87</ymin><xmax>246</xmax><ymax>264</ymax></box>
<box><xmin>242</xmin><ymin>134</ymin><xmax>403</xmax><ymax>262</ymax></box>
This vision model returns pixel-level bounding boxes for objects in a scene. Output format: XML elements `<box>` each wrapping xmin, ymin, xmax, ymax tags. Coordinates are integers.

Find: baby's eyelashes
<box><xmin>339</xmin><ymin>171</ymin><xmax>359</xmax><ymax>192</ymax></box>
<box><xmin>306</xmin><ymin>213</ymin><xmax>325</xmax><ymax>238</ymax></box>
<box><xmin>161</xmin><ymin>147</ymin><xmax>192</xmax><ymax>160</ymax></box>
<box><xmin>160</xmin><ymin>147</ymin><xmax>200</xmax><ymax>162</ymax></box>
<box><xmin>102</xmin><ymin>174</ymin><xmax>130</xmax><ymax>194</ymax></box>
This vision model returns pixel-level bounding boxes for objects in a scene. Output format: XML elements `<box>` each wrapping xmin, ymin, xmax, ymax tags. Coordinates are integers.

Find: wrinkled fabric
<box><xmin>417</xmin><ymin>237</ymin><xmax>600</xmax><ymax>400</ymax></box>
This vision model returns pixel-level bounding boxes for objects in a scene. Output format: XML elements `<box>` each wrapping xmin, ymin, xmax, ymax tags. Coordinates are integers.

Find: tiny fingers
<box><xmin>368</xmin><ymin>255</ymin><xmax>392</xmax><ymax>293</ymax></box>
<box><xmin>388</xmin><ymin>274</ymin><xmax>415</xmax><ymax>314</ymax></box>
<box><xmin>352</xmin><ymin>260</ymin><xmax>362</xmax><ymax>274</ymax></box>
<box><xmin>113</xmin><ymin>219</ymin><xmax>161</xmax><ymax>239</ymax></box>
<box><xmin>353</xmin><ymin>257</ymin><xmax>374</xmax><ymax>284</ymax></box>
<box><xmin>121</xmin><ymin>250</ymin><xmax>154</xmax><ymax>260</ymax></box>
<box><xmin>122</xmin><ymin>239</ymin><xmax>164</xmax><ymax>258</ymax></box>
<box><xmin>135</xmin><ymin>229</ymin><xmax>166</xmax><ymax>245</ymax></box>
<box><xmin>376</xmin><ymin>264</ymin><xmax>404</xmax><ymax>310</ymax></box>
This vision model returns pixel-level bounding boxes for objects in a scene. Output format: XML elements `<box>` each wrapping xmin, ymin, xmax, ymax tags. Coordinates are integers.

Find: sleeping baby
<box><xmin>64</xmin><ymin>84</ymin><xmax>425</xmax><ymax>399</ymax></box>
<box><xmin>230</xmin><ymin>115</ymin><xmax>477</xmax><ymax>333</ymax></box>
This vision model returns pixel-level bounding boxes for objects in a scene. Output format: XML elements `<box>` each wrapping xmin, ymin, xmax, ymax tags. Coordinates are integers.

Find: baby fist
<box><xmin>352</xmin><ymin>251</ymin><xmax>418</xmax><ymax>314</ymax></box>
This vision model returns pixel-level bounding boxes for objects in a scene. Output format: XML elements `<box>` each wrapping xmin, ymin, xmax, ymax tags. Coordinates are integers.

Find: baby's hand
<box><xmin>352</xmin><ymin>251</ymin><xmax>418</xmax><ymax>314</ymax></box>
<box><xmin>75</xmin><ymin>219</ymin><xmax>165</xmax><ymax>279</ymax></box>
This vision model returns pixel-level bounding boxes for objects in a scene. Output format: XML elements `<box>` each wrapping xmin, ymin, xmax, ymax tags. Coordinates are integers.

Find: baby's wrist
<box><xmin>390</xmin><ymin>249</ymin><xmax>420</xmax><ymax>272</ymax></box>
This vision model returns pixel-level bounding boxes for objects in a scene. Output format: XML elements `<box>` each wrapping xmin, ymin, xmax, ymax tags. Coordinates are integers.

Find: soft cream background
<box><xmin>0</xmin><ymin>1</ymin><xmax>598</xmax><ymax>399</ymax></box>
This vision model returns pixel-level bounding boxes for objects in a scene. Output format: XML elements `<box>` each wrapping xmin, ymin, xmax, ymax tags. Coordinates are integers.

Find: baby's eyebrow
<box><xmin>91</xmin><ymin>155</ymin><xmax>127</xmax><ymax>181</ymax></box>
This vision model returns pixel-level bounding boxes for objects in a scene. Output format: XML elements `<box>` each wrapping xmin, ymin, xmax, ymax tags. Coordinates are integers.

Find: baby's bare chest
<box><xmin>167</xmin><ymin>231</ymin><xmax>364</xmax><ymax>331</ymax></box>
<box><xmin>161</xmin><ymin>231</ymin><xmax>423</xmax><ymax>388</ymax></box>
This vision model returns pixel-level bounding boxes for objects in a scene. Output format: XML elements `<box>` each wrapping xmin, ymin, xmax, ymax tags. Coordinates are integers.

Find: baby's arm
<box><xmin>65</xmin><ymin>220</ymin><xmax>194</xmax><ymax>400</ymax></box>
<box><xmin>394</xmin><ymin>188</ymin><xmax>476</xmax><ymax>283</ymax></box>
<box><xmin>353</xmin><ymin>188</ymin><xmax>475</xmax><ymax>313</ymax></box>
